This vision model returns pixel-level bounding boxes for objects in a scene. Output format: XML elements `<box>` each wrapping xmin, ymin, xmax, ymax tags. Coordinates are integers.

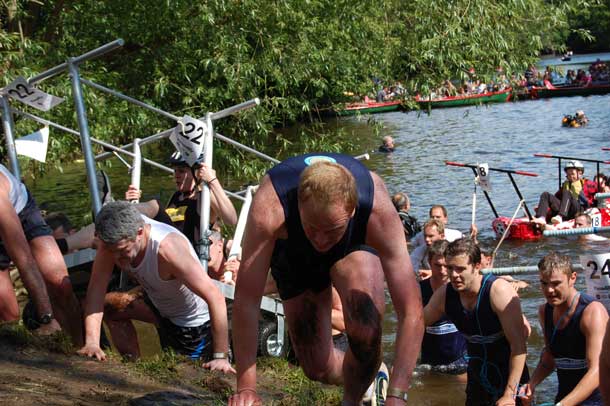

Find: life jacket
<box><xmin>559</xmin><ymin>178</ymin><xmax>597</xmax><ymax>208</ymax></box>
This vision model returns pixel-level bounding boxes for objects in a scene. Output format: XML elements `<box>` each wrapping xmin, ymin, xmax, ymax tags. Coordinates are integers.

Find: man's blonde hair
<box><xmin>424</xmin><ymin>218</ymin><xmax>445</xmax><ymax>235</ymax></box>
<box><xmin>298</xmin><ymin>161</ymin><xmax>358</xmax><ymax>212</ymax></box>
<box><xmin>538</xmin><ymin>251</ymin><xmax>574</xmax><ymax>278</ymax></box>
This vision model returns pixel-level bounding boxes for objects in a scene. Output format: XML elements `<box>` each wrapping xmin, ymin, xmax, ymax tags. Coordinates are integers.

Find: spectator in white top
<box><xmin>411</xmin><ymin>205</ymin><xmax>463</xmax><ymax>248</ymax></box>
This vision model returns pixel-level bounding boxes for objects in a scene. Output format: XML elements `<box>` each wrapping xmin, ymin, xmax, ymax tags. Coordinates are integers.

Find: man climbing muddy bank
<box><xmin>230</xmin><ymin>153</ymin><xmax>423</xmax><ymax>406</ymax></box>
<box><xmin>78</xmin><ymin>202</ymin><xmax>234</xmax><ymax>373</ymax></box>
<box><xmin>0</xmin><ymin>163</ymin><xmax>83</xmax><ymax>345</ymax></box>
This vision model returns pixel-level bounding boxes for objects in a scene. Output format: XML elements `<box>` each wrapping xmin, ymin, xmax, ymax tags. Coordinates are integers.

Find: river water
<box><xmin>24</xmin><ymin>92</ymin><xmax>610</xmax><ymax>404</ymax></box>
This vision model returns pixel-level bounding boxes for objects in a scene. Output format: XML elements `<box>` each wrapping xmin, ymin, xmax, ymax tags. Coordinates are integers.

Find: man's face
<box><xmin>429</xmin><ymin>254</ymin><xmax>448</xmax><ymax>282</ymax></box>
<box><xmin>103</xmin><ymin>232</ymin><xmax>143</xmax><ymax>269</ymax></box>
<box><xmin>565</xmin><ymin>168</ymin><xmax>580</xmax><ymax>182</ymax></box>
<box><xmin>424</xmin><ymin>225</ymin><xmax>444</xmax><ymax>246</ymax></box>
<box><xmin>173</xmin><ymin>166</ymin><xmax>196</xmax><ymax>193</ymax></box>
<box><xmin>299</xmin><ymin>199</ymin><xmax>353</xmax><ymax>253</ymax></box>
<box><xmin>539</xmin><ymin>269</ymin><xmax>576</xmax><ymax>306</ymax></box>
<box><xmin>430</xmin><ymin>208</ymin><xmax>448</xmax><ymax>224</ymax></box>
<box><xmin>574</xmin><ymin>215</ymin><xmax>590</xmax><ymax>228</ymax></box>
<box><xmin>447</xmin><ymin>254</ymin><xmax>481</xmax><ymax>293</ymax></box>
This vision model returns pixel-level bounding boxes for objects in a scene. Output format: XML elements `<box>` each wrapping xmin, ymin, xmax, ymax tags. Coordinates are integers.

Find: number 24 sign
<box><xmin>580</xmin><ymin>253</ymin><xmax>610</xmax><ymax>312</ymax></box>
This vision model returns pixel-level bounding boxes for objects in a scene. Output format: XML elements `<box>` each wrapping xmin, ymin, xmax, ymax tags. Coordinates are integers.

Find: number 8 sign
<box><xmin>580</xmin><ymin>253</ymin><xmax>610</xmax><ymax>312</ymax></box>
<box><xmin>169</xmin><ymin>115</ymin><xmax>207</xmax><ymax>167</ymax></box>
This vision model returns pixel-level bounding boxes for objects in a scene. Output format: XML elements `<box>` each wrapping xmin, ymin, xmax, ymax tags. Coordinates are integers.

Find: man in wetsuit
<box><xmin>0</xmin><ymin>163</ymin><xmax>83</xmax><ymax>344</ymax></box>
<box><xmin>229</xmin><ymin>153</ymin><xmax>423</xmax><ymax>406</ymax></box>
<box><xmin>521</xmin><ymin>252</ymin><xmax>608</xmax><ymax>406</ymax></box>
<box><xmin>424</xmin><ymin>238</ymin><xmax>529</xmax><ymax>406</ymax></box>
<box><xmin>77</xmin><ymin>202</ymin><xmax>234</xmax><ymax>374</ymax></box>
<box><xmin>419</xmin><ymin>240</ymin><xmax>467</xmax><ymax>380</ymax></box>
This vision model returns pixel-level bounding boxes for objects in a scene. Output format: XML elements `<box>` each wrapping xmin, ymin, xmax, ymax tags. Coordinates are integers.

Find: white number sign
<box><xmin>169</xmin><ymin>115</ymin><xmax>206</xmax><ymax>167</ymax></box>
<box><xmin>580</xmin><ymin>252</ymin><xmax>610</xmax><ymax>312</ymax></box>
<box><xmin>476</xmin><ymin>163</ymin><xmax>492</xmax><ymax>192</ymax></box>
<box><xmin>3</xmin><ymin>76</ymin><xmax>64</xmax><ymax>111</ymax></box>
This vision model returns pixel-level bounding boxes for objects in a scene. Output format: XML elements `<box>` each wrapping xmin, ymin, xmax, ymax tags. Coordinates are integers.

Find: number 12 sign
<box><xmin>581</xmin><ymin>253</ymin><xmax>610</xmax><ymax>312</ymax></box>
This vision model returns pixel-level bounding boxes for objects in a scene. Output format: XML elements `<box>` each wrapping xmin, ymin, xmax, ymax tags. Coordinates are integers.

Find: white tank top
<box><xmin>126</xmin><ymin>216</ymin><xmax>210</xmax><ymax>327</ymax></box>
<box><xmin>0</xmin><ymin>164</ymin><xmax>28</xmax><ymax>214</ymax></box>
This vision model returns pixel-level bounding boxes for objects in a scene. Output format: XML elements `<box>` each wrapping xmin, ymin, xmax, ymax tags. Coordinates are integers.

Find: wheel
<box><xmin>257</xmin><ymin>318</ymin><xmax>290</xmax><ymax>358</ymax></box>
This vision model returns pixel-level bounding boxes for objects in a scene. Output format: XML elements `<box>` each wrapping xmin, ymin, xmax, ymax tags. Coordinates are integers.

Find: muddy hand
<box><xmin>202</xmin><ymin>358</ymin><xmax>236</xmax><ymax>374</ymax></box>
<box><xmin>33</xmin><ymin>319</ymin><xmax>62</xmax><ymax>336</ymax></box>
<box><xmin>228</xmin><ymin>389</ymin><xmax>262</xmax><ymax>406</ymax></box>
<box><xmin>77</xmin><ymin>344</ymin><xmax>107</xmax><ymax>361</ymax></box>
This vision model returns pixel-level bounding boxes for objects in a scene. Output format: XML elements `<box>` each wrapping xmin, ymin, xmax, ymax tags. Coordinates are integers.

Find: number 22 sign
<box><xmin>3</xmin><ymin>77</ymin><xmax>64</xmax><ymax>112</ymax></box>
<box><xmin>580</xmin><ymin>253</ymin><xmax>610</xmax><ymax>312</ymax></box>
<box><xmin>169</xmin><ymin>115</ymin><xmax>207</xmax><ymax>167</ymax></box>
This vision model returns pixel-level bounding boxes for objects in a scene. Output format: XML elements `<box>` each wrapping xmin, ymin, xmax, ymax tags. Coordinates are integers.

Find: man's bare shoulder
<box><xmin>490</xmin><ymin>276</ymin><xmax>520</xmax><ymax>311</ymax></box>
<box><xmin>248</xmin><ymin>175</ymin><xmax>284</xmax><ymax>234</ymax></box>
<box><xmin>581</xmin><ymin>300</ymin><xmax>609</xmax><ymax>331</ymax></box>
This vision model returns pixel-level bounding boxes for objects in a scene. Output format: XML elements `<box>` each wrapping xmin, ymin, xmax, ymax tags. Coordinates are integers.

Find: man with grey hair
<box><xmin>77</xmin><ymin>202</ymin><xmax>234</xmax><ymax>374</ymax></box>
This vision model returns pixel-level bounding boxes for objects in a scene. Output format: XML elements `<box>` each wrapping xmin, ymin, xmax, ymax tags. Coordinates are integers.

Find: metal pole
<box><xmin>543</xmin><ymin>226</ymin><xmax>610</xmax><ymax>237</ymax></box>
<box><xmin>29</xmin><ymin>39</ymin><xmax>124</xmax><ymax>85</ymax></box>
<box><xmin>227</xmin><ymin>185</ymin><xmax>256</xmax><ymax>260</ymax></box>
<box><xmin>12</xmin><ymin>109</ymin><xmax>173</xmax><ymax>173</ymax></box>
<box><xmin>507</xmin><ymin>173</ymin><xmax>533</xmax><ymax>220</ymax></box>
<box><xmin>482</xmin><ymin>264</ymin><xmax>584</xmax><ymax>275</ymax></box>
<box><xmin>558</xmin><ymin>158</ymin><xmax>562</xmax><ymax>191</ymax></box>
<box><xmin>68</xmin><ymin>59</ymin><xmax>102</xmax><ymax>215</ymax></box>
<box><xmin>595</xmin><ymin>193</ymin><xmax>610</xmax><ymax>200</ymax></box>
<box><xmin>198</xmin><ymin>113</ymin><xmax>214</xmax><ymax>270</ymax></box>
<box><xmin>130</xmin><ymin>138</ymin><xmax>142</xmax><ymax>203</ymax></box>
<box><xmin>210</xmin><ymin>98</ymin><xmax>260</xmax><ymax>120</ymax></box>
<box><xmin>81</xmin><ymin>78</ymin><xmax>180</xmax><ymax>121</ymax></box>
<box><xmin>0</xmin><ymin>96</ymin><xmax>20</xmax><ymax>178</ymax></box>
<box><xmin>469</xmin><ymin>167</ymin><xmax>499</xmax><ymax>218</ymax></box>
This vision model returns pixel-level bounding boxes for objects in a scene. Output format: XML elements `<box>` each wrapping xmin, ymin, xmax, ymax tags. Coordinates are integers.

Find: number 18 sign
<box><xmin>580</xmin><ymin>252</ymin><xmax>610</xmax><ymax>312</ymax></box>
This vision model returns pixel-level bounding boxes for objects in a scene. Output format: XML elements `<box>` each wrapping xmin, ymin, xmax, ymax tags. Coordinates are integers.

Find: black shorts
<box><xmin>0</xmin><ymin>190</ymin><xmax>52</xmax><ymax>269</ymax></box>
<box><xmin>270</xmin><ymin>242</ymin><xmax>378</xmax><ymax>300</ymax></box>
<box><xmin>143</xmin><ymin>294</ymin><xmax>213</xmax><ymax>360</ymax></box>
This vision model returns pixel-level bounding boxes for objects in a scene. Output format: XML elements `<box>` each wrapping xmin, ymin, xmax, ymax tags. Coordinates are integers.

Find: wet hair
<box><xmin>429</xmin><ymin>204</ymin><xmax>448</xmax><ymax>218</ymax></box>
<box><xmin>298</xmin><ymin>161</ymin><xmax>358</xmax><ymax>213</ymax></box>
<box><xmin>95</xmin><ymin>201</ymin><xmax>144</xmax><ymax>244</ymax></box>
<box><xmin>445</xmin><ymin>238</ymin><xmax>481</xmax><ymax>265</ymax></box>
<box><xmin>391</xmin><ymin>192</ymin><xmax>409</xmax><ymax>212</ymax></box>
<box><xmin>44</xmin><ymin>212</ymin><xmax>73</xmax><ymax>233</ymax></box>
<box><xmin>538</xmin><ymin>251</ymin><xmax>573</xmax><ymax>278</ymax></box>
<box><xmin>424</xmin><ymin>218</ymin><xmax>444</xmax><ymax>235</ymax></box>
<box><xmin>428</xmin><ymin>239</ymin><xmax>449</xmax><ymax>262</ymax></box>
<box><xmin>574</xmin><ymin>211</ymin><xmax>592</xmax><ymax>226</ymax></box>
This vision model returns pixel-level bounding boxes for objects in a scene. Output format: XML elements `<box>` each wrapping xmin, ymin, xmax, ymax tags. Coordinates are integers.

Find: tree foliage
<box><xmin>0</xmin><ymin>0</ymin><xmax>597</xmax><ymax>175</ymax></box>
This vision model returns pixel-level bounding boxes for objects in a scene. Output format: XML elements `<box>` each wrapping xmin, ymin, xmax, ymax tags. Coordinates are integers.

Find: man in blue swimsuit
<box><xmin>419</xmin><ymin>240</ymin><xmax>467</xmax><ymax>379</ymax></box>
<box><xmin>521</xmin><ymin>252</ymin><xmax>608</xmax><ymax>406</ymax></box>
<box><xmin>230</xmin><ymin>153</ymin><xmax>423</xmax><ymax>406</ymax></box>
<box><xmin>424</xmin><ymin>238</ymin><xmax>529</xmax><ymax>406</ymax></box>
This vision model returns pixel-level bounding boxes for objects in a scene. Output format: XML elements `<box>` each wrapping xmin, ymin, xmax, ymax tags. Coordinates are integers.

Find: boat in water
<box><xmin>336</xmin><ymin>99</ymin><xmax>402</xmax><ymax>116</ymax></box>
<box><xmin>415</xmin><ymin>88</ymin><xmax>512</xmax><ymax>109</ymax></box>
<box><xmin>529</xmin><ymin>81</ymin><xmax>610</xmax><ymax>99</ymax></box>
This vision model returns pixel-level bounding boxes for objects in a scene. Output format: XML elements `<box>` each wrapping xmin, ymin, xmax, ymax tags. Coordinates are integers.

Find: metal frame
<box><xmin>534</xmin><ymin>153</ymin><xmax>610</xmax><ymax>192</ymax></box>
<box><xmin>445</xmin><ymin>161</ymin><xmax>538</xmax><ymax>220</ymax></box>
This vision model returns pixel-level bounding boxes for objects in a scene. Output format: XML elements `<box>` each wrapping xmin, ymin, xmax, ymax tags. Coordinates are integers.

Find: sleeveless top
<box><xmin>268</xmin><ymin>153</ymin><xmax>374</xmax><ymax>267</ymax></box>
<box><xmin>420</xmin><ymin>278</ymin><xmax>467</xmax><ymax>365</ymax></box>
<box><xmin>445</xmin><ymin>275</ymin><xmax>529</xmax><ymax>394</ymax></box>
<box><xmin>544</xmin><ymin>293</ymin><xmax>602</xmax><ymax>405</ymax></box>
<box><xmin>0</xmin><ymin>164</ymin><xmax>28</xmax><ymax>213</ymax></box>
<box><xmin>125</xmin><ymin>216</ymin><xmax>209</xmax><ymax>327</ymax></box>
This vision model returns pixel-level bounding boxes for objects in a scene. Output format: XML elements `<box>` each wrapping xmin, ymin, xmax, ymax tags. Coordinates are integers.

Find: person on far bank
<box><xmin>532</xmin><ymin>160</ymin><xmax>596</xmax><ymax>226</ymax></box>
<box><xmin>0</xmin><ymin>163</ymin><xmax>83</xmax><ymax>345</ymax></box>
<box><xmin>424</xmin><ymin>238</ymin><xmax>529</xmax><ymax>406</ymax></box>
<box><xmin>229</xmin><ymin>153</ymin><xmax>423</xmax><ymax>406</ymax></box>
<box><xmin>77</xmin><ymin>202</ymin><xmax>234</xmax><ymax>374</ymax></box>
<box><xmin>521</xmin><ymin>252</ymin><xmax>607</xmax><ymax>406</ymax></box>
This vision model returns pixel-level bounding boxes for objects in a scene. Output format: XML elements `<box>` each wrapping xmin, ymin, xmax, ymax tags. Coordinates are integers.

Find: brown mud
<box><xmin>0</xmin><ymin>323</ymin><xmax>340</xmax><ymax>406</ymax></box>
